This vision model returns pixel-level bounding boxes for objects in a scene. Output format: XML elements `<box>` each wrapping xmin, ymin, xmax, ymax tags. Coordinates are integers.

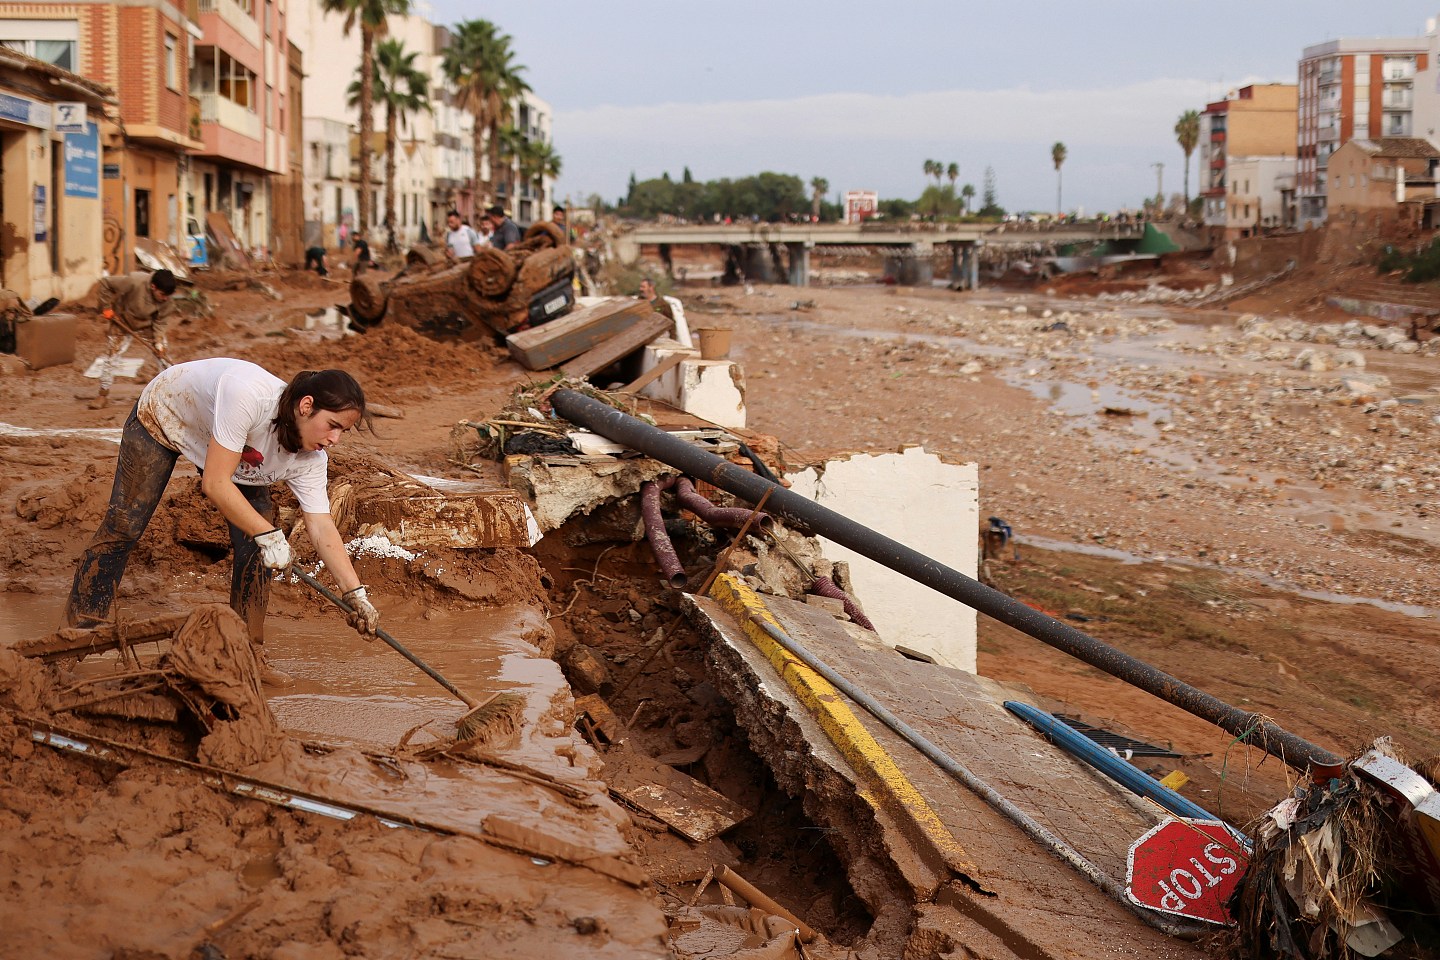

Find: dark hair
<box><xmin>272</xmin><ymin>369</ymin><xmax>366</xmax><ymax>453</ymax></box>
<box><xmin>150</xmin><ymin>269</ymin><xmax>177</xmax><ymax>295</ymax></box>
<box><xmin>447</xmin><ymin>209</ymin><xmax>461</xmax><ymax>219</ymax></box>
<box><xmin>486</xmin><ymin>204</ymin><xmax>505</xmax><ymax>218</ymax></box>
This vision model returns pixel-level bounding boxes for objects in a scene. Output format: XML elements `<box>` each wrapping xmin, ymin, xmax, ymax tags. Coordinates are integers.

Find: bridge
<box><xmin>615</xmin><ymin>221</ymin><xmax>1144</xmax><ymax>287</ymax></box>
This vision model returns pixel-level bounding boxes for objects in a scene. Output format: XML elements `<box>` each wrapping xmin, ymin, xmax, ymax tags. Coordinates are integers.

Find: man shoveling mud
<box><xmin>64</xmin><ymin>359</ymin><xmax>383</xmax><ymax>685</ymax></box>
<box><xmin>85</xmin><ymin>268</ymin><xmax>177</xmax><ymax>410</ymax></box>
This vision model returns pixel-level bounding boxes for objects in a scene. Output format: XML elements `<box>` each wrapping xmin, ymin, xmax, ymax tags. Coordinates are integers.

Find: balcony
<box><xmin>199</xmin><ymin>92</ymin><xmax>260</xmax><ymax>140</ymax></box>
<box><xmin>196</xmin><ymin>0</ymin><xmax>261</xmax><ymax>50</ymax></box>
<box><xmin>1383</xmin><ymin>92</ymin><xmax>1413</xmax><ymax>110</ymax></box>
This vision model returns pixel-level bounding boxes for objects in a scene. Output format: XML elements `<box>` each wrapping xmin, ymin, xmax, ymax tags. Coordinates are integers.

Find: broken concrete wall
<box><xmin>786</xmin><ymin>447</ymin><xmax>978</xmax><ymax>672</ymax></box>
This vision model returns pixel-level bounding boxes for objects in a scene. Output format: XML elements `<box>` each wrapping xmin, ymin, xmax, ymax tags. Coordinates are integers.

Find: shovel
<box><xmin>292</xmin><ymin>569</ymin><xmax>520</xmax><ymax>741</ymax></box>
<box><xmin>106</xmin><ymin>312</ymin><xmax>172</xmax><ymax>370</ymax></box>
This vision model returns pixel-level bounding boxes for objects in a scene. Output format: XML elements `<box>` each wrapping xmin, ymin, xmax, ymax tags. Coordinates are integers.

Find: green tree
<box><xmin>946</xmin><ymin>162</ymin><xmax>959</xmax><ymax>191</ymax></box>
<box><xmin>960</xmin><ymin>183</ymin><xmax>975</xmax><ymax>215</ymax></box>
<box><xmin>443</xmin><ymin>19</ymin><xmax>530</xmax><ymax>207</ymax></box>
<box><xmin>809</xmin><ymin>176</ymin><xmax>829</xmax><ymax>221</ymax></box>
<box><xmin>1174</xmin><ymin>109</ymin><xmax>1201</xmax><ymax>208</ymax></box>
<box><xmin>682</xmin><ymin>166</ymin><xmax>694</xmax><ymax>184</ymax></box>
<box><xmin>1051</xmin><ymin>141</ymin><xmax>1067</xmax><ymax>214</ymax></box>
<box><xmin>978</xmin><ymin>166</ymin><xmax>1004</xmax><ymax>218</ymax></box>
<box><xmin>519</xmin><ymin>137</ymin><xmax>562</xmax><ymax>211</ymax></box>
<box><xmin>322</xmin><ymin>0</ymin><xmax>411</xmax><ymax>239</ymax></box>
<box><xmin>922</xmin><ymin>159</ymin><xmax>939</xmax><ymax>187</ymax></box>
<box><xmin>349</xmin><ymin>37</ymin><xmax>430</xmax><ymax>252</ymax></box>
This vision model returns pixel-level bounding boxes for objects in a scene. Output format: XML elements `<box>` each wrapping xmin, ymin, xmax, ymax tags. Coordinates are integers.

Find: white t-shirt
<box><xmin>446</xmin><ymin>224</ymin><xmax>484</xmax><ymax>258</ymax></box>
<box><xmin>137</xmin><ymin>358</ymin><xmax>332</xmax><ymax>514</ymax></box>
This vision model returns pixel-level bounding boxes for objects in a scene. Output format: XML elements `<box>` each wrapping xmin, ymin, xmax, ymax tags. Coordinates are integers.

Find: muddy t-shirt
<box><xmin>137</xmin><ymin>358</ymin><xmax>331</xmax><ymax>514</ymax></box>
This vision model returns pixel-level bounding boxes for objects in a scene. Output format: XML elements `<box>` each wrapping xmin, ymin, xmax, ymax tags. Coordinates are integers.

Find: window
<box><xmin>164</xmin><ymin>35</ymin><xmax>178</xmax><ymax>90</ymax></box>
<box><xmin>0</xmin><ymin>18</ymin><xmax>79</xmax><ymax>70</ymax></box>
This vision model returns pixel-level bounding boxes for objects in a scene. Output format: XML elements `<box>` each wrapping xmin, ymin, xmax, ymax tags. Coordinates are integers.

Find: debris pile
<box><xmin>348</xmin><ymin>225</ymin><xmax>575</xmax><ymax>340</ymax></box>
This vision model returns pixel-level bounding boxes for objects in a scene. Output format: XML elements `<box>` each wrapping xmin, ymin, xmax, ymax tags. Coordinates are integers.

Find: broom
<box><xmin>294</xmin><ymin>569</ymin><xmax>522</xmax><ymax>742</ymax></box>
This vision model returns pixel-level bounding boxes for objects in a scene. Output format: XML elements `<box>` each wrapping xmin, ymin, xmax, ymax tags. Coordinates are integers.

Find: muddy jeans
<box><xmin>64</xmin><ymin>404</ymin><xmax>277</xmax><ymax>642</ymax></box>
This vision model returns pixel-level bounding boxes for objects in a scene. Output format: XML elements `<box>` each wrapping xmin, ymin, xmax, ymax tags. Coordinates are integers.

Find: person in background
<box><xmin>551</xmin><ymin>205</ymin><xmax>575</xmax><ymax>243</ymax></box>
<box><xmin>64</xmin><ymin>359</ymin><xmax>381</xmax><ymax>686</ymax></box>
<box><xmin>444</xmin><ymin>209</ymin><xmax>484</xmax><ymax>259</ymax></box>
<box><xmin>484</xmin><ymin>205</ymin><xmax>522</xmax><ymax>251</ymax></box>
<box><xmin>638</xmin><ymin>277</ymin><xmax>674</xmax><ymax>322</ymax></box>
<box><xmin>86</xmin><ymin>268</ymin><xmax>177</xmax><ymax>410</ymax></box>
<box><xmin>352</xmin><ymin>234</ymin><xmax>378</xmax><ymax>273</ymax></box>
<box><xmin>304</xmin><ymin>246</ymin><xmax>329</xmax><ymax>277</ymax></box>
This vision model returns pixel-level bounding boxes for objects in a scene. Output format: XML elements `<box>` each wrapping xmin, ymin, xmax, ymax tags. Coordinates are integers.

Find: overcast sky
<box><xmin>421</xmin><ymin>1</ymin><xmax>1438</xmax><ymax>214</ymax></box>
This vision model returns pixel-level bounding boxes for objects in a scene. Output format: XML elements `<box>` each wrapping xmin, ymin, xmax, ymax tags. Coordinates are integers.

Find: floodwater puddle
<box><xmin>1019</xmin><ymin>535</ymin><xmax>1436</xmax><ymax>619</ymax></box>
<box><xmin>0</xmin><ymin>422</ymin><xmax>122</xmax><ymax>443</ymax></box>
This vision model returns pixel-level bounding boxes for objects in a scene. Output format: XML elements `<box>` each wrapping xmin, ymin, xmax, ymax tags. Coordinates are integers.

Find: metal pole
<box><xmin>549</xmin><ymin>389</ymin><xmax>1343</xmax><ymax>775</ymax></box>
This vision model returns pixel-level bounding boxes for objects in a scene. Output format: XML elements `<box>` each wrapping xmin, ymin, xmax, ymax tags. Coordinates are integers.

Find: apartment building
<box><xmin>0</xmin><ymin>1</ymin><xmax>203</xmax><ymax>275</ymax></box>
<box><xmin>188</xmin><ymin>0</ymin><xmax>294</xmax><ymax>259</ymax></box>
<box><xmin>291</xmin><ymin>4</ymin><xmax>552</xmax><ymax>254</ymax></box>
<box><xmin>1297</xmin><ymin>36</ymin><xmax>1428</xmax><ymax>227</ymax></box>
<box><xmin>0</xmin><ymin>47</ymin><xmax>113</xmax><ymax>299</ymax></box>
<box><xmin>1197</xmin><ymin>84</ymin><xmax>1297</xmax><ymax>239</ymax></box>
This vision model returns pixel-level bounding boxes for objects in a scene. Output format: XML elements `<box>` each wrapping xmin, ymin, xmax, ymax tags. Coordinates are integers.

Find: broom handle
<box><xmin>294</xmin><ymin>569</ymin><xmax>477</xmax><ymax>709</ymax></box>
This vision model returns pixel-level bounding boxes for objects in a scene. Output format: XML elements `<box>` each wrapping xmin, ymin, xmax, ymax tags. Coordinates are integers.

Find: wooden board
<box><xmin>205</xmin><ymin>211</ymin><xmax>250</xmax><ymax>271</ymax></box>
<box><xmin>606</xmin><ymin>750</ymin><xmax>751</xmax><ymax>842</ymax></box>
<box><xmin>619</xmin><ymin>352</ymin><xmax>686</xmax><ymax>394</ymax></box>
<box><xmin>17</xmin><ymin>613</ymin><xmax>189</xmax><ymax>662</ymax></box>
<box><xmin>559</xmin><ymin>311</ymin><xmax>672</xmax><ymax>380</ymax></box>
<box><xmin>506</xmin><ymin>298</ymin><xmax>653</xmax><ymax>370</ymax></box>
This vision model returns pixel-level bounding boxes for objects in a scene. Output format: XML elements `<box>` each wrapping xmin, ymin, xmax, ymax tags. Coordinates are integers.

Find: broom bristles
<box><xmin>456</xmin><ymin>692</ymin><xmax>524</xmax><ymax>744</ymax></box>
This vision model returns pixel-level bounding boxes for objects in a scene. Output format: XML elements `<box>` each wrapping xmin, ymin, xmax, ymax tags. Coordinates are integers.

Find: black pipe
<box><xmin>550</xmin><ymin>388</ymin><xmax>1343</xmax><ymax>775</ymax></box>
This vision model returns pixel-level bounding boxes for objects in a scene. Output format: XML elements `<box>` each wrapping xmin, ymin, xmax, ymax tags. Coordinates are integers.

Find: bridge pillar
<box><xmin>786</xmin><ymin>242</ymin><xmax>811</xmax><ymax>287</ymax></box>
<box><xmin>947</xmin><ymin>242</ymin><xmax>963</xmax><ymax>285</ymax></box>
<box><xmin>883</xmin><ymin>245</ymin><xmax>933</xmax><ymax>286</ymax></box>
<box><xmin>741</xmin><ymin>243</ymin><xmax>777</xmax><ymax>283</ymax></box>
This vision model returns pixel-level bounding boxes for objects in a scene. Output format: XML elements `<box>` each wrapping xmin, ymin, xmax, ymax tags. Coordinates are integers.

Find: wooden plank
<box><xmin>619</xmin><ymin>352</ymin><xmax>686</xmax><ymax>394</ymax></box>
<box><xmin>506</xmin><ymin>298</ymin><xmax>652</xmax><ymax>370</ymax></box>
<box><xmin>559</xmin><ymin>311</ymin><xmax>672</xmax><ymax>380</ymax></box>
<box><xmin>16</xmin><ymin>613</ymin><xmax>189</xmax><ymax>662</ymax></box>
<box><xmin>350</xmin><ymin>490</ymin><xmax>537</xmax><ymax>549</ymax></box>
<box><xmin>606</xmin><ymin>750</ymin><xmax>751</xmax><ymax>842</ymax></box>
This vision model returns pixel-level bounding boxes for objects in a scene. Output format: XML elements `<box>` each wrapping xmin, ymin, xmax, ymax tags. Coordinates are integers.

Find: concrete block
<box><xmin>786</xmin><ymin>447</ymin><xmax>979</xmax><ymax>672</ymax></box>
<box><xmin>676</xmin><ymin>359</ymin><xmax>746</xmax><ymax>429</ymax></box>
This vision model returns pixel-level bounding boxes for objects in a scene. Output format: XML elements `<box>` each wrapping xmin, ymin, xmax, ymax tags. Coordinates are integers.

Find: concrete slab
<box><xmin>786</xmin><ymin>447</ymin><xmax>978</xmax><ymax>671</ymax></box>
<box><xmin>687</xmin><ymin>578</ymin><xmax>1201</xmax><ymax>960</ymax></box>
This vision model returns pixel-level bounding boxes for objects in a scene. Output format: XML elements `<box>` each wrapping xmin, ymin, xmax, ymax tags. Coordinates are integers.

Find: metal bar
<box><xmin>744</xmin><ymin>611</ymin><xmax>1205</xmax><ymax>940</ymax></box>
<box><xmin>550</xmin><ymin>388</ymin><xmax>1342</xmax><ymax>775</ymax></box>
<box><xmin>1004</xmin><ymin>701</ymin><xmax>1246</xmax><ymax>835</ymax></box>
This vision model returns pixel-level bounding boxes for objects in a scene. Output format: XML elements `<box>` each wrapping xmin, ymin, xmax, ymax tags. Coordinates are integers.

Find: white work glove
<box><xmin>342</xmin><ymin>586</ymin><xmax>380</xmax><ymax>637</ymax></box>
<box><xmin>253</xmin><ymin>529</ymin><xmax>292</xmax><ymax>572</ymax></box>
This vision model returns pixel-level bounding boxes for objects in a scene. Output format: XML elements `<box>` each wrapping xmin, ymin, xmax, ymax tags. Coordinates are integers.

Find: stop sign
<box><xmin>1126</xmin><ymin>818</ymin><xmax>1250</xmax><ymax>925</ymax></box>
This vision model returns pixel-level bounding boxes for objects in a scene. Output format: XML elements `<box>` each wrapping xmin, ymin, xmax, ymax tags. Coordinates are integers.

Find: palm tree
<box><xmin>946</xmin><ymin>162</ymin><xmax>959</xmax><ymax>191</ymax></box>
<box><xmin>960</xmin><ymin>183</ymin><xmax>975</xmax><ymax>215</ymax></box>
<box><xmin>322</xmin><ymin>0</ymin><xmax>411</xmax><ymax>239</ymax></box>
<box><xmin>922</xmin><ymin>159</ymin><xmax>936</xmax><ymax>187</ymax></box>
<box><xmin>443</xmin><ymin>20</ymin><xmax>530</xmax><ymax>208</ymax></box>
<box><xmin>349</xmin><ymin>38</ymin><xmax>430</xmax><ymax>252</ymax></box>
<box><xmin>1051</xmin><ymin>141</ymin><xmax>1068</xmax><ymax>215</ymax></box>
<box><xmin>494</xmin><ymin>125</ymin><xmax>527</xmax><ymax>208</ymax></box>
<box><xmin>1174</xmin><ymin>109</ymin><xmax>1201</xmax><ymax>209</ymax></box>
<box><xmin>809</xmin><ymin>176</ymin><xmax>828</xmax><ymax>221</ymax></box>
<box><xmin>518</xmin><ymin>137</ymin><xmax>562</xmax><ymax>211</ymax></box>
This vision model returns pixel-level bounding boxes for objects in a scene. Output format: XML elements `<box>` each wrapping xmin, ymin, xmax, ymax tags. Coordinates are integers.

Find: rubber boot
<box><xmin>87</xmin><ymin>387</ymin><xmax>110</xmax><ymax>410</ymax></box>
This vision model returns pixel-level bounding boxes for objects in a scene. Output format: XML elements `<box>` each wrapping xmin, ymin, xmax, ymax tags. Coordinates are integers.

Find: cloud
<box><xmin>553</xmin><ymin>77</ymin><xmax>1255</xmax><ymax>213</ymax></box>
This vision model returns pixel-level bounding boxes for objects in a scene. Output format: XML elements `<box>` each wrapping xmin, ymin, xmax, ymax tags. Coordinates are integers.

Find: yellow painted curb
<box><xmin>708</xmin><ymin>573</ymin><xmax>979</xmax><ymax>883</ymax></box>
